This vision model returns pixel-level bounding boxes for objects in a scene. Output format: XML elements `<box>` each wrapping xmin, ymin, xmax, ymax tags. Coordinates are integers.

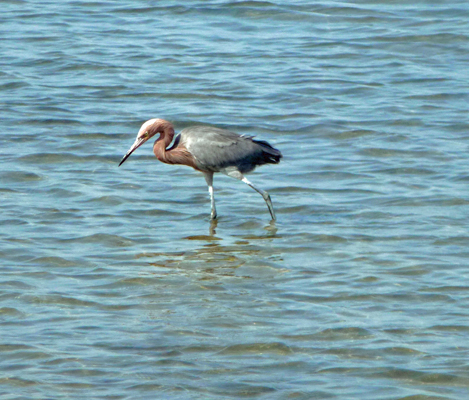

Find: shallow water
<box><xmin>1</xmin><ymin>1</ymin><xmax>469</xmax><ymax>399</ymax></box>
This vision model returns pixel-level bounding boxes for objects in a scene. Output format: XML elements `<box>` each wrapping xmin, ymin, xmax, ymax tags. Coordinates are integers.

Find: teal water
<box><xmin>1</xmin><ymin>1</ymin><xmax>469</xmax><ymax>399</ymax></box>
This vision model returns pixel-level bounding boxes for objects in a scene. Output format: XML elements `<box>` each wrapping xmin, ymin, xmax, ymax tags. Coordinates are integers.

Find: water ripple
<box><xmin>1</xmin><ymin>0</ymin><xmax>469</xmax><ymax>399</ymax></box>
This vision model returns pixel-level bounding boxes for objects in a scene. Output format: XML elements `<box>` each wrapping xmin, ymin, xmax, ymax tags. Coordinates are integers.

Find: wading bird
<box><xmin>118</xmin><ymin>119</ymin><xmax>282</xmax><ymax>220</ymax></box>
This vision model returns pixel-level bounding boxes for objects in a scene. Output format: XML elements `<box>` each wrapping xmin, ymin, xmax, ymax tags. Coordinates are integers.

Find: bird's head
<box><xmin>118</xmin><ymin>119</ymin><xmax>171</xmax><ymax>166</ymax></box>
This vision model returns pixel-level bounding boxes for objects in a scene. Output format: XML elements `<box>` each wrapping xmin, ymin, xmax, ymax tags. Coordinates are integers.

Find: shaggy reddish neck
<box><xmin>151</xmin><ymin>121</ymin><xmax>199</xmax><ymax>170</ymax></box>
<box><xmin>153</xmin><ymin>122</ymin><xmax>175</xmax><ymax>163</ymax></box>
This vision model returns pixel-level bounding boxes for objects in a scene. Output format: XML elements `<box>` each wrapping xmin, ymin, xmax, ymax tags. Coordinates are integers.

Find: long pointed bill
<box><xmin>118</xmin><ymin>137</ymin><xmax>147</xmax><ymax>166</ymax></box>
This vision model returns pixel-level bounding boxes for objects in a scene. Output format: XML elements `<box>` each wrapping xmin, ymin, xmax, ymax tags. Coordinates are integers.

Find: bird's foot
<box><xmin>263</xmin><ymin>194</ymin><xmax>276</xmax><ymax>221</ymax></box>
<box><xmin>209</xmin><ymin>218</ymin><xmax>218</xmax><ymax>235</ymax></box>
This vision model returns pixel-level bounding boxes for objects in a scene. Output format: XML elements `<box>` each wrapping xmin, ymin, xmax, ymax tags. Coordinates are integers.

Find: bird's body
<box><xmin>119</xmin><ymin>119</ymin><xmax>282</xmax><ymax>220</ymax></box>
<box><xmin>163</xmin><ymin>126</ymin><xmax>281</xmax><ymax>174</ymax></box>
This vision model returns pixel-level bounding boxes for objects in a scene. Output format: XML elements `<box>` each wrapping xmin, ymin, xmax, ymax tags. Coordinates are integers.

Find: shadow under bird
<box><xmin>118</xmin><ymin>119</ymin><xmax>282</xmax><ymax>220</ymax></box>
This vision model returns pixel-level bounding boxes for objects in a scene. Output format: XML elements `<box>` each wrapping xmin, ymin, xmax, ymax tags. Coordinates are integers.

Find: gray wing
<box><xmin>179</xmin><ymin>126</ymin><xmax>281</xmax><ymax>174</ymax></box>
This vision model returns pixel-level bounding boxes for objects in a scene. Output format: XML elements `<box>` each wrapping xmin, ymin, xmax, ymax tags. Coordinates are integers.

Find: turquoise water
<box><xmin>1</xmin><ymin>1</ymin><xmax>469</xmax><ymax>399</ymax></box>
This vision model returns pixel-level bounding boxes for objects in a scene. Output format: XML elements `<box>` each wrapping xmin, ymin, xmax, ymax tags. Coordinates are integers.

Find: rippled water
<box><xmin>1</xmin><ymin>1</ymin><xmax>469</xmax><ymax>399</ymax></box>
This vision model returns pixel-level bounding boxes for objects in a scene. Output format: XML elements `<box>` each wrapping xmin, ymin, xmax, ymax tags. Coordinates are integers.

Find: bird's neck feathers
<box><xmin>152</xmin><ymin>120</ymin><xmax>175</xmax><ymax>148</ymax></box>
<box><xmin>152</xmin><ymin>126</ymin><xmax>199</xmax><ymax>170</ymax></box>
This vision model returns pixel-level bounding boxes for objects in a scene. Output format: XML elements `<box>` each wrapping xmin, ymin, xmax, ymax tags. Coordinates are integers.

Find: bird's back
<box><xmin>179</xmin><ymin>126</ymin><xmax>282</xmax><ymax>174</ymax></box>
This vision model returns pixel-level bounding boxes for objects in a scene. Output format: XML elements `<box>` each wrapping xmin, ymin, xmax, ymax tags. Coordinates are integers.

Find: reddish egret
<box><xmin>119</xmin><ymin>119</ymin><xmax>282</xmax><ymax>220</ymax></box>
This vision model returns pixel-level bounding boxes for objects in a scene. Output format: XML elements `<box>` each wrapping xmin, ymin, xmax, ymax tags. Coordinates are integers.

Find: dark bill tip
<box><xmin>118</xmin><ymin>137</ymin><xmax>145</xmax><ymax>167</ymax></box>
<box><xmin>118</xmin><ymin>152</ymin><xmax>131</xmax><ymax>167</ymax></box>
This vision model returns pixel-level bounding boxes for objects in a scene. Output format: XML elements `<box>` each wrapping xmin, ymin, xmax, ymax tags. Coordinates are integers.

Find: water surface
<box><xmin>1</xmin><ymin>1</ymin><xmax>469</xmax><ymax>399</ymax></box>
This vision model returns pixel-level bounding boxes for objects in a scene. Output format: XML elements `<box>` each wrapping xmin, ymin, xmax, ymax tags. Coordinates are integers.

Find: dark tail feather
<box><xmin>254</xmin><ymin>139</ymin><xmax>283</xmax><ymax>164</ymax></box>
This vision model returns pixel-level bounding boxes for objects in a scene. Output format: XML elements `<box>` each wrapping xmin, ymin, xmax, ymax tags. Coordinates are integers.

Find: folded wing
<box><xmin>180</xmin><ymin>126</ymin><xmax>282</xmax><ymax>174</ymax></box>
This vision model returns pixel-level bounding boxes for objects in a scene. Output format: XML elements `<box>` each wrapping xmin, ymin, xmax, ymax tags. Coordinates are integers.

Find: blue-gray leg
<box><xmin>241</xmin><ymin>177</ymin><xmax>276</xmax><ymax>221</ymax></box>
<box><xmin>223</xmin><ymin>168</ymin><xmax>276</xmax><ymax>220</ymax></box>
<box><xmin>203</xmin><ymin>172</ymin><xmax>217</xmax><ymax>220</ymax></box>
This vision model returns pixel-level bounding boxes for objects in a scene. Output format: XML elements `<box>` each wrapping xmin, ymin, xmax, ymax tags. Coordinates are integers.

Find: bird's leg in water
<box><xmin>203</xmin><ymin>172</ymin><xmax>217</xmax><ymax>220</ymax></box>
<box><xmin>241</xmin><ymin>177</ymin><xmax>276</xmax><ymax>221</ymax></box>
<box><xmin>223</xmin><ymin>168</ymin><xmax>276</xmax><ymax>221</ymax></box>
